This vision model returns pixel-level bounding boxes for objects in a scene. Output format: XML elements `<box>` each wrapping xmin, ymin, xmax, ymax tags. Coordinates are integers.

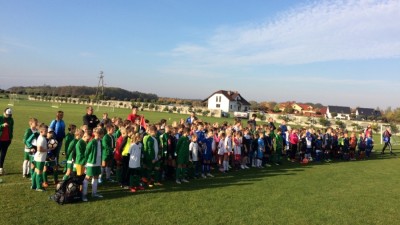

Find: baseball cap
<box><xmin>5</xmin><ymin>108</ymin><xmax>12</xmax><ymax>115</ymax></box>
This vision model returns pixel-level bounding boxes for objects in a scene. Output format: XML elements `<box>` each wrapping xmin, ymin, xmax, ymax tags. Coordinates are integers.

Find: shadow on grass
<box><xmin>25</xmin><ymin>147</ymin><xmax>397</xmax><ymax>203</ymax></box>
<box><xmin>82</xmin><ymin>148</ymin><xmax>399</xmax><ymax>202</ymax></box>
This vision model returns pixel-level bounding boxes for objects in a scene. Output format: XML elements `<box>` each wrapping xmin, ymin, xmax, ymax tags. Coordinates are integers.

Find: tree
<box><xmin>331</xmin><ymin>112</ymin><xmax>338</xmax><ymax>118</ymax></box>
<box><xmin>319</xmin><ymin>118</ymin><xmax>331</xmax><ymax>127</ymax></box>
<box><xmin>249</xmin><ymin>101</ymin><xmax>258</xmax><ymax>110</ymax></box>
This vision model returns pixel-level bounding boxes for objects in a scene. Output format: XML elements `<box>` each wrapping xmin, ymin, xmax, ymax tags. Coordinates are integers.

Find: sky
<box><xmin>1</xmin><ymin>0</ymin><xmax>400</xmax><ymax>109</ymax></box>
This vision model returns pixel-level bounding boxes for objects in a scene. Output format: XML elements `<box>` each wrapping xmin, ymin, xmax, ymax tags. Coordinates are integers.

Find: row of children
<box><xmin>22</xmin><ymin>114</ymin><xmax>381</xmax><ymax>201</ymax></box>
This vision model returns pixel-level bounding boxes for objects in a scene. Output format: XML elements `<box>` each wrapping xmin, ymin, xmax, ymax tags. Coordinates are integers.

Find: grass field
<box><xmin>0</xmin><ymin>99</ymin><xmax>399</xmax><ymax>225</ymax></box>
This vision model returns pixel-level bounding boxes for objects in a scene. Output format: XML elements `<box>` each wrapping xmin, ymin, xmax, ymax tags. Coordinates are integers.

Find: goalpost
<box><xmin>8</xmin><ymin>94</ymin><xmax>18</xmax><ymax>106</ymax></box>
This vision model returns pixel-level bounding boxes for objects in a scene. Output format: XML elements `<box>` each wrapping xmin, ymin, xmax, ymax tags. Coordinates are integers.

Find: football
<box><xmin>48</xmin><ymin>139</ymin><xmax>58</xmax><ymax>150</ymax></box>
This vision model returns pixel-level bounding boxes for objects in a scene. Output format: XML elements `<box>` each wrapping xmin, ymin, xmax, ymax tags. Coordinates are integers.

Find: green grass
<box><xmin>1</xmin><ymin>99</ymin><xmax>400</xmax><ymax>225</ymax></box>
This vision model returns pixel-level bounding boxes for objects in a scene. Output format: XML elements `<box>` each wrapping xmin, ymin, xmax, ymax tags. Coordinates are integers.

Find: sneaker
<box><xmin>275</xmin><ymin>163</ymin><xmax>280</xmax><ymax>166</ymax></box>
<box><xmin>23</xmin><ymin>174</ymin><xmax>27</xmax><ymax>178</ymax></box>
<box><xmin>122</xmin><ymin>186</ymin><xmax>129</xmax><ymax>190</ymax></box>
<box><xmin>265</xmin><ymin>164</ymin><xmax>272</xmax><ymax>167</ymax></box>
<box><xmin>42</xmin><ymin>182</ymin><xmax>49</xmax><ymax>188</ymax></box>
<box><xmin>98</xmin><ymin>178</ymin><xmax>103</xmax><ymax>184</ymax></box>
<box><xmin>154</xmin><ymin>182</ymin><xmax>163</xmax><ymax>186</ymax></box>
<box><xmin>0</xmin><ymin>168</ymin><xmax>4</xmax><ymax>175</ymax></box>
<box><xmin>148</xmin><ymin>184</ymin><xmax>154</xmax><ymax>188</ymax></box>
<box><xmin>92</xmin><ymin>193</ymin><xmax>103</xmax><ymax>198</ymax></box>
<box><xmin>240</xmin><ymin>165</ymin><xmax>245</xmax><ymax>169</ymax></box>
<box><xmin>244</xmin><ymin>165</ymin><xmax>250</xmax><ymax>169</ymax></box>
<box><xmin>36</xmin><ymin>188</ymin><xmax>46</xmax><ymax>192</ymax></box>
<box><xmin>176</xmin><ymin>179</ymin><xmax>181</xmax><ymax>184</ymax></box>
<box><xmin>182</xmin><ymin>179</ymin><xmax>189</xmax><ymax>183</ymax></box>
<box><xmin>130</xmin><ymin>187</ymin><xmax>137</xmax><ymax>193</ymax></box>
<box><xmin>137</xmin><ymin>186</ymin><xmax>145</xmax><ymax>190</ymax></box>
<box><xmin>207</xmin><ymin>173</ymin><xmax>214</xmax><ymax>177</ymax></box>
<box><xmin>106</xmin><ymin>178</ymin><xmax>115</xmax><ymax>183</ymax></box>
<box><xmin>82</xmin><ymin>195</ymin><xmax>88</xmax><ymax>202</ymax></box>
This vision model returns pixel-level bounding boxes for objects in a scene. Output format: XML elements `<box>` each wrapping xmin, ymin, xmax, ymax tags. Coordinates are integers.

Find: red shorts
<box><xmin>235</xmin><ymin>154</ymin><xmax>241</xmax><ymax>161</ymax></box>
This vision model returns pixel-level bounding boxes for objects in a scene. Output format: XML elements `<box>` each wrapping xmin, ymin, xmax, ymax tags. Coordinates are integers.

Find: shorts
<box><xmin>74</xmin><ymin>164</ymin><xmax>85</xmax><ymax>176</ymax></box>
<box><xmin>35</xmin><ymin>161</ymin><xmax>45</xmax><ymax>171</ymax></box>
<box><xmin>177</xmin><ymin>155</ymin><xmax>189</xmax><ymax>165</ymax></box>
<box><xmin>66</xmin><ymin>162</ymin><xmax>74</xmax><ymax>170</ymax></box>
<box><xmin>234</xmin><ymin>154</ymin><xmax>241</xmax><ymax>161</ymax></box>
<box><xmin>102</xmin><ymin>153</ymin><xmax>113</xmax><ymax>162</ymax></box>
<box><xmin>86</xmin><ymin>166</ymin><xmax>101</xmax><ymax>177</ymax></box>
<box><xmin>202</xmin><ymin>154</ymin><xmax>212</xmax><ymax>161</ymax></box>
<box><xmin>45</xmin><ymin>160</ymin><xmax>57</xmax><ymax>167</ymax></box>
<box><xmin>23</xmin><ymin>152</ymin><xmax>31</xmax><ymax>160</ymax></box>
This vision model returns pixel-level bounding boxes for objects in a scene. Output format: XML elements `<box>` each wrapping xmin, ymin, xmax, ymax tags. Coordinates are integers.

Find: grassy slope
<box><xmin>0</xmin><ymin>99</ymin><xmax>399</xmax><ymax>225</ymax></box>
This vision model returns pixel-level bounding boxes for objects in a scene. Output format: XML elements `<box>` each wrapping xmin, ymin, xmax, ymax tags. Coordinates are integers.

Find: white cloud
<box><xmin>168</xmin><ymin>0</ymin><xmax>400</xmax><ymax>66</ymax></box>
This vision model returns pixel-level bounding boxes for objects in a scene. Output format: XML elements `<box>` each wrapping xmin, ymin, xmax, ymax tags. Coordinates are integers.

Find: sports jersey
<box><xmin>129</xmin><ymin>143</ymin><xmax>142</xmax><ymax>169</ymax></box>
<box><xmin>34</xmin><ymin>135</ymin><xmax>48</xmax><ymax>162</ymax></box>
<box><xmin>85</xmin><ymin>139</ymin><xmax>102</xmax><ymax>167</ymax></box>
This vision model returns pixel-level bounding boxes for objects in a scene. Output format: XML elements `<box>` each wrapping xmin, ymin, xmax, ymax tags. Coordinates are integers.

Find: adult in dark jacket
<box><xmin>83</xmin><ymin>106</ymin><xmax>100</xmax><ymax>132</ymax></box>
<box><xmin>0</xmin><ymin>108</ymin><xmax>14</xmax><ymax>175</ymax></box>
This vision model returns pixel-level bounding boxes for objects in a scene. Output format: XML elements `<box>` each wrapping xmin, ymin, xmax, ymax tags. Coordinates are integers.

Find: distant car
<box><xmin>221</xmin><ymin>112</ymin><xmax>230</xmax><ymax>118</ymax></box>
<box><xmin>234</xmin><ymin>111</ymin><xmax>249</xmax><ymax>119</ymax></box>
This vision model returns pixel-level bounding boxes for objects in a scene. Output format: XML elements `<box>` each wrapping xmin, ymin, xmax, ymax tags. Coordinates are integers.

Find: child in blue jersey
<box><xmin>314</xmin><ymin>133</ymin><xmax>323</xmax><ymax>162</ymax></box>
<box><xmin>365</xmin><ymin>133</ymin><xmax>374</xmax><ymax>158</ymax></box>
<box><xmin>202</xmin><ymin>131</ymin><xmax>214</xmax><ymax>178</ymax></box>
<box><xmin>251</xmin><ymin>133</ymin><xmax>258</xmax><ymax>167</ymax></box>
<box><xmin>358</xmin><ymin>132</ymin><xmax>366</xmax><ymax>160</ymax></box>
<box><xmin>257</xmin><ymin>132</ymin><xmax>265</xmax><ymax>168</ymax></box>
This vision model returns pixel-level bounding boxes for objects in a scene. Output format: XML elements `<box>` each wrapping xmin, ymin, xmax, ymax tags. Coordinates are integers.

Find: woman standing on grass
<box><xmin>0</xmin><ymin>108</ymin><xmax>14</xmax><ymax>175</ymax></box>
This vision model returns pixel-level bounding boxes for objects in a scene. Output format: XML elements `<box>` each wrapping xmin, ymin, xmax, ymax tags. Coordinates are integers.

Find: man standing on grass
<box><xmin>0</xmin><ymin>108</ymin><xmax>14</xmax><ymax>176</ymax></box>
<box><xmin>49</xmin><ymin>111</ymin><xmax>65</xmax><ymax>168</ymax></box>
<box><xmin>83</xmin><ymin>106</ymin><xmax>100</xmax><ymax>133</ymax></box>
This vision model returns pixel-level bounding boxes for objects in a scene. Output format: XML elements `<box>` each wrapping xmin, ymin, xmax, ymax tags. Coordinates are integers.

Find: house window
<box><xmin>216</xmin><ymin>96</ymin><xmax>218</xmax><ymax>102</ymax></box>
<box><xmin>219</xmin><ymin>96</ymin><xmax>221</xmax><ymax>102</ymax></box>
<box><xmin>216</xmin><ymin>104</ymin><xmax>220</xmax><ymax>108</ymax></box>
<box><xmin>244</xmin><ymin>107</ymin><xmax>248</xmax><ymax>111</ymax></box>
<box><xmin>230</xmin><ymin>105</ymin><xmax>232</xmax><ymax>109</ymax></box>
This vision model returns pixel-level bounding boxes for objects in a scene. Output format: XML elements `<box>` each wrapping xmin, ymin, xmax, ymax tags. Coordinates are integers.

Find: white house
<box><xmin>204</xmin><ymin>90</ymin><xmax>251</xmax><ymax>113</ymax></box>
<box><xmin>326</xmin><ymin>106</ymin><xmax>351</xmax><ymax>120</ymax></box>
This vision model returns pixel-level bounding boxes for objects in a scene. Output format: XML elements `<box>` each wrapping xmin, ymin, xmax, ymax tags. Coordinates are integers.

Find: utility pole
<box><xmin>95</xmin><ymin>71</ymin><xmax>105</xmax><ymax>110</ymax></box>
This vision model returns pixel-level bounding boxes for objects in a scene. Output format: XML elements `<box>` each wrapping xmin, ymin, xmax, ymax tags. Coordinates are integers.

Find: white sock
<box><xmin>92</xmin><ymin>178</ymin><xmax>98</xmax><ymax>195</ymax></box>
<box><xmin>22</xmin><ymin>161</ymin><xmax>27</xmax><ymax>175</ymax></box>
<box><xmin>106</xmin><ymin>167</ymin><xmax>111</xmax><ymax>179</ymax></box>
<box><xmin>83</xmin><ymin>179</ymin><xmax>89</xmax><ymax>196</ymax></box>
<box><xmin>100</xmin><ymin>167</ymin><xmax>105</xmax><ymax>179</ymax></box>
<box><xmin>26</xmin><ymin>161</ymin><xmax>30</xmax><ymax>175</ymax></box>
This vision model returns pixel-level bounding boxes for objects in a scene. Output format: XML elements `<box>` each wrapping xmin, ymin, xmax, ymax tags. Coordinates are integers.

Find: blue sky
<box><xmin>1</xmin><ymin>0</ymin><xmax>400</xmax><ymax>109</ymax></box>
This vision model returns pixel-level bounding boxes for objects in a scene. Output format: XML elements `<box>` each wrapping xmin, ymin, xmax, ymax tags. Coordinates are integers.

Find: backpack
<box><xmin>51</xmin><ymin>175</ymin><xmax>84</xmax><ymax>205</ymax></box>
